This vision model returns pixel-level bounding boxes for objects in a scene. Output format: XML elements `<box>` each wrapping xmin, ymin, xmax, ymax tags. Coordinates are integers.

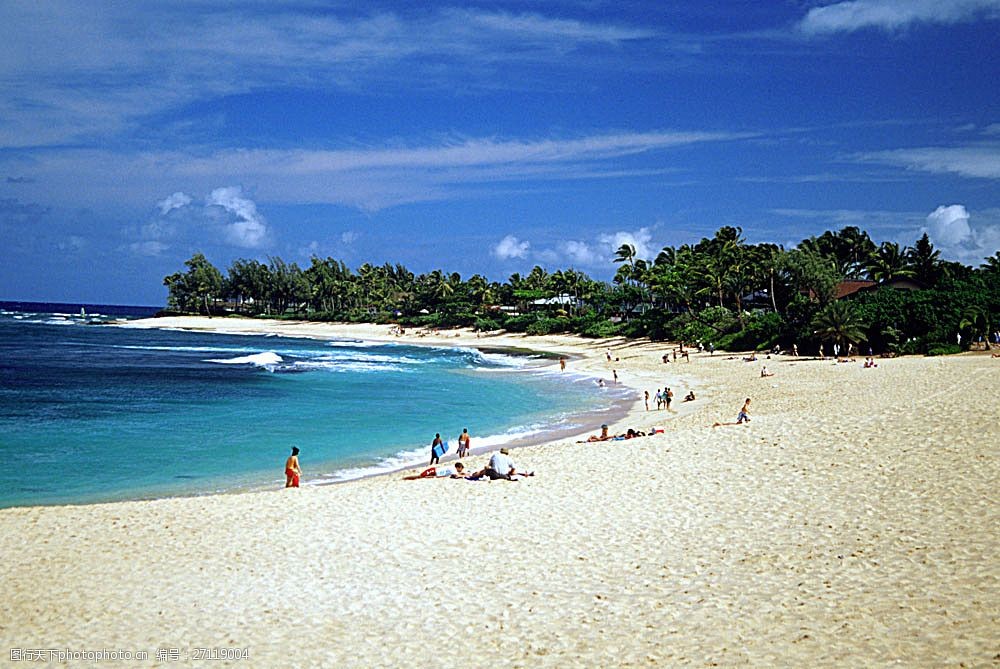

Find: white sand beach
<box><xmin>1</xmin><ymin>317</ymin><xmax>997</xmax><ymax>667</ymax></box>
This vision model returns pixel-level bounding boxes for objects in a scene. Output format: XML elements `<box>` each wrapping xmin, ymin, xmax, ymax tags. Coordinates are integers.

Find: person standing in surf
<box><xmin>285</xmin><ymin>447</ymin><xmax>302</xmax><ymax>488</ymax></box>
<box><xmin>457</xmin><ymin>428</ymin><xmax>471</xmax><ymax>458</ymax></box>
<box><xmin>430</xmin><ymin>433</ymin><xmax>444</xmax><ymax>465</ymax></box>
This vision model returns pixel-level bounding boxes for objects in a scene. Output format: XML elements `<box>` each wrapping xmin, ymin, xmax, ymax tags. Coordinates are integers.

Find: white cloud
<box><xmin>0</xmin><ymin>5</ymin><xmax>660</xmax><ymax>149</ymax></box>
<box><xmin>341</xmin><ymin>231</ymin><xmax>359</xmax><ymax>245</ymax></box>
<box><xmin>129</xmin><ymin>240</ymin><xmax>168</xmax><ymax>256</ymax></box>
<box><xmin>919</xmin><ymin>204</ymin><xmax>1000</xmax><ymax>265</ymax></box>
<box><xmin>157</xmin><ymin>191</ymin><xmax>192</xmax><ymax>215</ymax></box>
<box><xmin>799</xmin><ymin>0</ymin><xmax>1000</xmax><ymax>35</ymax></box>
<box><xmin>560</xmin><ymin>240</ymin><xmax>600</xmax><ymax>265</ymax></box>
<box><xmin>925</xmin><ymin>204</ymin><xmax>972</xmax><ymax>246</ymax></box>
<box><xmin>206</xmin><ymin>186</ymin><xmax>269</xmax><ymax>248</ymax></box>
<box><xmin>0</xmin><ymin>130</ymin><xmax>746</xmax><ymax>213</ymax></box>
<box><xmin>493</xmin><ymin>235</ymin><xmax>530</xmax><ymax>260</ymax></box>
<box><xmin>858</xmin><ymin>145</ymin><xmax>1000</xmax><ymax>179</ymax></box>
<box><xmin>598</xmin><ymin>227</ymin><xmax>654</xmax><ymax>261</ymax></box>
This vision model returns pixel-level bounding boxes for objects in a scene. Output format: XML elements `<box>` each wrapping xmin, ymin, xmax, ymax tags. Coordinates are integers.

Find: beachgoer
<box><xmin>598</xmin><ymin>378</ymin><xmax>605</xmax><ymax>388</ymax></box>
<box><xmin>760</xmin><ymin>366</ymin><xmax>774</xmax><ymax>377</ymax></box>
<box><xmin>662</xmin><ymin>353</ymin><xmax>670</xmax><ymax>363</ymax></box>
<box><xmin>684</xmin><ymin>391</ymin><xmax>696</xmax><ymax>402</ymax></box>
<box><xmin>582</xmin><ymin>424</ymin><xmax>610</xmax><ymax>442</ymax></box>
<box><xmin>483</xmin><ymin>448</ymin><xmax>521</xmax><ymax>480</ymax></box>
<box><xmin>712</xmin><ymin>398</ymin><xmax>752</xmax><ymax>427</ymax></box>
<box><xmin>612</xmin><ymin>369</ymin><xmax>618</xmax><ymax>384</ymax></box>
<box><xmin>430</xmin><ymin>433</ymin><xmax>443</xmax><ymax>465</ymax></box>
<box><xmin>664</xmin><ymin>387</ymin><xmax>673</xmax><ymax>411</ymax></box>
<box><xmin>285</xmin><ymin>447</ymin><xmax>302</xmax><ymax>488</ymax></box>
<box><xmin>456</xmin><ymin>428</ymin><xmax>471</xmax><ymax>458</ymax></box>
<box><xmin>606</xmin><ymin>349</ymin><xmax>612</xmax><ymax>362</ymax></box>
<box><xmin>737</xmin><ymin>398</ymin><xmax>751</xmax><ymax>423</ymax></box>
<box><xmin>708</xmin><ymin>342</ymin><xmax>714</xmax><ymax>355</ymax></box>
<box><xmin>403</xmin><ymin>463</ymin><xmax>467</xmax><ymax>480</ymax></box>
<box><xmin>644</xmin><ymin>390</ymin><xmax>650</xmax><ymax>411</ymax></box>
<box><xmin>792</xmin><ymin>343</ymin><xmax>798</xmax><ymax>356</ymax></box>
<box><xmin>559</xmin><ymin>357</ymin><xmax>566</xmax><ymax>371</ymax></box>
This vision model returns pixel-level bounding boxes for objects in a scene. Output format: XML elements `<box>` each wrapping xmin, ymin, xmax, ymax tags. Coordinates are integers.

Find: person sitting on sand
<box><xmin>581</xmin><ymin>424</ymin><xmax>610</xmax><ymax>442</ymax></box>
<box><xmin>684</xmin><ymin>390</ymin><xmax>696</xmax><ymax>402</ymax></box>
<box><xmin>743</xmin><ymin>354</ymin><xmax>757</xmax><ymax>362</ymax></box>
<box><xmin>285</xmin><ymin>446</ymin><xmax>302</xmax><ymax>488</ymax></box>
<box><xmin>467</xmin><ymin>448</ymin><xmax>534</xmax><ymax>480</ymax></box>
<box><xmin>760</xmin><ymin>366</ymin><xmax>774</xmax><ymax>377</ymax></box>
<box><xmin>403</xmin><ymin>463</ymin><xmax>467</xmax><ymax>480</ymax></box>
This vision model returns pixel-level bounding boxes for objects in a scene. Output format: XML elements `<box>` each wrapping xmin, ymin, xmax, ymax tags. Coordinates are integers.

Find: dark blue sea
<box><xmin>0</xmin><ymin>302</ymin><xmax>623</xmax><ymax>507</ymax></box>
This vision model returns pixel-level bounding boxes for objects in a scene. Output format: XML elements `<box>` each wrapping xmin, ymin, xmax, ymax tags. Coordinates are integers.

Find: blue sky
<box><xmin>1</xmin><ymin>0</ymin><xmax>998</xmax><ymax>305</ymax></box>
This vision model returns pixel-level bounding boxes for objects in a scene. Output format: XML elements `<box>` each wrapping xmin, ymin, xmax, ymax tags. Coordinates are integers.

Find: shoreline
<box><xmin>2</xmin><ymin>317</ymin><xmax>996</xmax><ymax>666</ymax></box>
<box><xmin>110</xmin><ymin>316</ymin><xmax>694</xmax><ymax>493</ymax></box>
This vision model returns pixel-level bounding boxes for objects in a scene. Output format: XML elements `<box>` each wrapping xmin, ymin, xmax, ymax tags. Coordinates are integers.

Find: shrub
<box><xmin>474</xmin><ymin>316</ymin><xmax>502</xmax><ymax>332</ymax></box>
<box><xmin>525</xmin><ymin>317</ymin><xmax>566</xmax><ymax>336</ymax></box>
<box><xmin>926</xmin><ymin>343</ymin><xmax>961</xmax><ymax>356</ymax></box>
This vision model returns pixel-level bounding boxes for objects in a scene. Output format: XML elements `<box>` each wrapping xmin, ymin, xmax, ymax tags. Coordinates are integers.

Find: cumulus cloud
<box><xmin>921</xmin><ymin>204</ymin><xmax>1000</xmax><ymax>265</ymax></box>
<box><xmin>157</xmin><ymin>191</ymin><xmax>192</xmax><ymax>215</ymax></box>
<box><xmin>560</xmin><ymin>240</ymin><xmax>600</xmax><ymax>265</ymax></box>
<box><xmin>598</xmin><ymin>227</ymin><xmax>654</xmax><ymax>260</ymax></box>
<box><xmin>493</xmin><ymin>235</ymin><xmax>530</xmax><ymax>260</ymax></box>
<box><xmin>799</xmin><ymin>0</ymin><xmax>1000</xmax><ymax>35</ymax></box>
<box><xmin>925</xmin><ymin>205</ymin><xmax>972</xmax><ymax>245</ymax></box>
<box><xmin>206</xmin><ymin>186</ymin><xmax>269</xmax><ymax>248</ymax></box>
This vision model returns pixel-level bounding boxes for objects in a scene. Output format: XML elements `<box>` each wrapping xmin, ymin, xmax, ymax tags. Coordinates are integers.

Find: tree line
<box><xmin>163</xmin><ymin>225</ymin><xmax>1000</xmax><ymax>355</ymax></box>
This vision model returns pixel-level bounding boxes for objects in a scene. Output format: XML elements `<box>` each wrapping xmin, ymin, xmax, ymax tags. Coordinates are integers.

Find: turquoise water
<box><xmin>0</xmin><ymin>304</ymin><xmax>623</xmax><ymax>507</ymax></box>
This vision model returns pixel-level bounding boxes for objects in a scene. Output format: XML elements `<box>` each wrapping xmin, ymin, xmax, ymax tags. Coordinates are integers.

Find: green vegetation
<box><xmin>163</xmin><ymin>226</ymin><xmax>1000</xmax><ymax>355</ymax></box>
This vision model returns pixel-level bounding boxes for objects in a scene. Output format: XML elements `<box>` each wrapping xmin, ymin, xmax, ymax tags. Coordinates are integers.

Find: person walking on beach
<box><xmin>644</xmin><ymin>390</ymin><xmax>650</xmax><ymax>411</ymax></box>
<box><xmin>664</xmin><ymin>387</ymin><xmax>673</xmax><ymax>411</ymax></box>
<box><xmin>285</xmin><ymin>447</ymin><xmax>302</xmax><ymax>488</ymax></box>
<box><xmin>559</xmin><ymin>357</ymin><xmax>566</xmax><ymax>371</ymax></box>
<box><xmin>457</xmin><ymin>428</ymin><xmax>471</xmax><ymax>458</ymax></box>
<box><xmin>430</xmin><ymin>433</ymin><xmax>444</xmax><ymax>465</ymax></box>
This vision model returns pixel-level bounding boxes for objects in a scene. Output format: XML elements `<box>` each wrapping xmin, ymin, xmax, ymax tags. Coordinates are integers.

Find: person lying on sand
<box><xmin>403</xmin><ymin>463</ymin><xmax>467</xmax><ymax>480</ymax></box>
<box><xmin>579</xmin><ymin>424</ymin><xmax>610</xmax><ymax>442</ymax></box>
<box><xmin>683</xmin><ymin>391</ymin><xmax>696</xmax><ymax>402</ymax></box>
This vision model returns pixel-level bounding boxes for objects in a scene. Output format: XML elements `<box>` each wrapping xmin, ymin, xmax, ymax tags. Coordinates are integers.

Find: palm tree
<box><xmin>811</xmin><ymin>301</ymin><xmax>866</xmax><ymax>354</ymax></box>
<box><xmin>981</xmin><ymin>251</ymin><xmax>1000</xmax><ymax>274</ymax></box>
<box><xmin>959</xmin><ymin>305</ymin><xmax>988</xmax><ymax>346</ymax></box>
<box><xmin>866</xmin><ymin>242</ymin><xmax>915</xmax><ymax>284</ymax></box>
<box><xmin>614</xmin><ymin>243</ymin><xmax>636</xmax><ymax>269</ymax></box>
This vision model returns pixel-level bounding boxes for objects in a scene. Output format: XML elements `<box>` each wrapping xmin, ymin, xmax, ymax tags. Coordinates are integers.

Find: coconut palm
<box><xmin>811</xmin><ymin>300</ymin><xmax>866</xmax><ymax>353</ymax></box>
<box><xmin>866</xmin><ymin>242</ymin><xmax>914</xmax><ymax>283</ymax></box>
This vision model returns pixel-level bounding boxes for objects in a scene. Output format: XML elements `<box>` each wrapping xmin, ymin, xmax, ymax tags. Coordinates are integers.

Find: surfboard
<box><xmin>432</xmin><ymin>441</ymin><xmax>449</xmax><ymax>459</ymax></box>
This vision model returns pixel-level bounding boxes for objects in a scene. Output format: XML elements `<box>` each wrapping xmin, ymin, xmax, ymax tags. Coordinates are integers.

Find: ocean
<box><xmin>0</xmin><ymin>302</ymin><xmax>627</xmax><ymax>508</ymax></box>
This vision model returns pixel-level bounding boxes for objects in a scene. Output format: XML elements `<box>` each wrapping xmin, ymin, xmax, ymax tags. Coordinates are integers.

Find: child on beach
<box><xmin>285</xmin><ymin>447</ymin><xmax>302</xmax><ymax>488</ymax></box>
<box><xmin>713</xmin><ymin>398</ymin><xmax>751</xmax><ymax>428</ymax></box>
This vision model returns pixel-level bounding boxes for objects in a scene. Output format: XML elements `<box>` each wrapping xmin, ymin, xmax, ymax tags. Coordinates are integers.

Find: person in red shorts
<box><xmin>285</xmin><ymin>446</ymin><xmax>302</xmax><ymax>488</ymax></box>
